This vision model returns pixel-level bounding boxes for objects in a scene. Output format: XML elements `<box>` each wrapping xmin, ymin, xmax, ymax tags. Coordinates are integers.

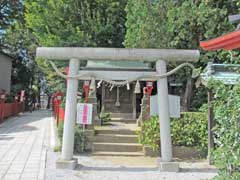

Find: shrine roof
<box><xmin>200</xmin><ymin>63</ymin><xmax>240</xmax><ymax>85</ymax></box>
<box><xmin>200</xmin><ymin>30</ymin><xmax>240</xmax><ymax>50</ymax></box>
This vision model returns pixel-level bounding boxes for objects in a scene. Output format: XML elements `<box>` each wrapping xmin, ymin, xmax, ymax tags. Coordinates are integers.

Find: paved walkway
<box><xmin>0</xmin><ymin>110</ymin><xmax>51</xmax><ymax>180</ymax></box>
<box><xmin>0</xmin><ymin>110</ymin><xmax>218</xmax><ymax>180</ymax></box>
<box><xmin>45</xmin><ymin>152</ymin><xmax>218</xmax><ymax>180</ymax></box>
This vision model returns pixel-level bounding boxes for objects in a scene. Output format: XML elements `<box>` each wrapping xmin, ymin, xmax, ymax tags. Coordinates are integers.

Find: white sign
<box><xmin>150</xmin><ymin>94</ymin><xmax>180</xmax><ymax>118</ymax></box>
<box><xmin>77</xmin><ymin>103</ymin><xmax>93</xmax><ymax>124</ymax></box>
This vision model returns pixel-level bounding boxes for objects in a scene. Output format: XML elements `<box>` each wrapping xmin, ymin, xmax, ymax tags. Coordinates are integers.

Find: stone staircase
<box><xmin>92</xmin><ymin>120</ymin><xmax>144</xmax><ymax>156</ymax></box>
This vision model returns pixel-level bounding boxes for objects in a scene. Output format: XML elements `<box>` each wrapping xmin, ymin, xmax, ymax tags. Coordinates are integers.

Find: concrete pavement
<box><xmin>0</xmin><ymin>110</ymin><xmax>218</xmax><ymax>180</ymax></box>
<box><xmin>0</xmin><ymin>110</ymin><xmax>51</xmax><ymax>180</ymax></box>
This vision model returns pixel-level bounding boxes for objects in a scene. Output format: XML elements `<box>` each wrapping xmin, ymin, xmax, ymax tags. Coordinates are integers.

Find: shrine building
<box><xmin>80</xmin><ymin>60</ymin><xmax>155</xmax><ymax>119</ymax></box>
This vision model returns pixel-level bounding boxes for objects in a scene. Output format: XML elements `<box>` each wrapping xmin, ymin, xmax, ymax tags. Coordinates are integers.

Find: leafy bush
<box><xmin>57</xmin><ymin>121</ymin><xmax>64</xmax><ymax>144</ymax></box>
<box><xmin>138</xmin><ymin>116</ymin><xmax>160</xmax><ymax>151</ymax></box>
<box><xmin>138</xmin><ymin>112</ymin><xmax>208</xmax><ymax>152</ymax></box>
<box><xmin>208</xmin><ymin>81</ymin><xmax>240</xmax><ymax>179</ymax></box>
<box><xmin>99</xmin><ymin>112</ymin><xmax>111</xmax><ymax>125</ymax></box>
<box><xmin>5</xmin><ymin>95</ymin><xmax>14</xmax><ymax>103</ymax></box>
<box><xmin>171</xmin><ymin>112</ymin><xmax>208</xmax><ymax>151</ymax></box>
<box><xmin>60</xmin><ymin>96</ymin><xmax>66</xmax><ymax>108</ymax></box>
<box><xmin>57</xmin><ymin>121</ymin><xmax>88</xmax><ymax>153</ymax></box>
<box><xmin>74</xmin><ymin>125</ymin><xmax>88</xmax><ymax>153</ymax></box>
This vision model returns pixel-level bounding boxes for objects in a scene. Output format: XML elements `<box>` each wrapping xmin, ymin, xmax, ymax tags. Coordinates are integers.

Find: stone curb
<box><xmin>50</xmin><ymin>116</ymin><xmax>60</xmax><ymax>150</ymax></box>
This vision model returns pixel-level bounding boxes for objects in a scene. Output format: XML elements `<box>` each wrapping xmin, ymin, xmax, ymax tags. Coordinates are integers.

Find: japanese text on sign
<box><xmin>77</xmin><ymin>103</ymin><xmax>93</xmax><ymax>125</ymax></box>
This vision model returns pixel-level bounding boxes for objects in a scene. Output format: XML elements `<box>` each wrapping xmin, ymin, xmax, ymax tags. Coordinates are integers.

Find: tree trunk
<box><xmin>182</xmin><ymin>78</ymin><xmax>193</xmax><ymax>111</ymax></box>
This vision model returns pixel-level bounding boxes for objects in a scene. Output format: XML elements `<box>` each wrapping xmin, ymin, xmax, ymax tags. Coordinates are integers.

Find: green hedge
<box><xmin>57</xmin><ymin>121</ymin><xmax>88</xmax><ymax>153</ymax></box>
<box><xmin>208</xmin><ymin>82</ymin><xmax>240</xmax><ymax>180</ymax></box>
<box><xmin>138</xmin><ymin>112</ymin><xmax>208</xmax><ymax>152</ymax></box>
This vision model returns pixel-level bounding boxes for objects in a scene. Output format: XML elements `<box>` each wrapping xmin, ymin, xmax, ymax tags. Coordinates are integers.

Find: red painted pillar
<box><xmin>0</xmin><ymin>94</ymin><xmax>6</xmax><ymax>121</ymax></box>
<box><xmin>83</xmin><ymin>80</ymin><xmax>90</xmax><ymax>102</ymax></box>
<box><xmin>54</xmin><ymin>92</ymin><xmax>63</xmax><ymax>126</ymax></box>
<box><xmin>0</xmin><ymin>101</ymin><xmax>3</xmax><ymax>122</ymax></box>
<box><xmin>146</xmin><ymin>81</ymin><xmax>153</xmax><ymax>114</ymax></box>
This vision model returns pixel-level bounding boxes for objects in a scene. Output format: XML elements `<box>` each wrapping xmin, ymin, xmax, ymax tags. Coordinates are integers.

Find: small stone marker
<box><xmin>77</xmin><ymin>103</ymin><xmax>93</xmax><ymax>125</ymax></box>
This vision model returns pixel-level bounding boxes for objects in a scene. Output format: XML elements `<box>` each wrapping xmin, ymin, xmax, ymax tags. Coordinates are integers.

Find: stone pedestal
<box><xmin>157</xmin><ymin>158</ymin><xmax>179</xmax><ymax>172</ymax></box>
<box><xmin>88</xmin><ymin>89</ymin><xmax>101</xmax><ymax>126</ymax></box>
<box><xmin>56</xmin><ymin>158</ymin><xmax>77</xmax><ymax>170</ymax></box>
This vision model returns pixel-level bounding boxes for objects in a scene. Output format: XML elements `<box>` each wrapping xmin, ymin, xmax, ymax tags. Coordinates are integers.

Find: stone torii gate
<box><xmin>36</xmin><ymin>47</ymin><xmax>199</xmax><ymax>171</ymax></box>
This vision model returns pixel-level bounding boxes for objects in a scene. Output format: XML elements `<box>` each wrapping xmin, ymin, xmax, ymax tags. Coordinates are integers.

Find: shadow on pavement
<box><xmin>77</xmin><ymin>165</ymin><xmax>158</xmax><ymax>172</ymax></box>
<box><xmin>0</xmin><ymin>110</ymin><xmax>51</xmax><ymax>135</ymax></box>
<box><xmin>75</xmin><ymin>164</ymin><xmax>218</xmax><ymax>173</ymax></box>
<box><xmin>180</xmin><ymin>167</ymin><xmax>218</xmax><ymax>173</ymax></box>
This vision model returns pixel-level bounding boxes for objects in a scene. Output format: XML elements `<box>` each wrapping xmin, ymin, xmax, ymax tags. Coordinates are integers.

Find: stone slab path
<box><xmin>0</xmin><ymin>110</ymin><xmax>51</xmax><ymax>180</ymax></box>
<box><xmin>0</xmin><ymin>110</ymin><xmax>218</xmax><ymax>180</ymax></box>
<box><xmin>45</xmin><ymin>151</ymin><xmax>218</xmax><ymax>180</ymax></box>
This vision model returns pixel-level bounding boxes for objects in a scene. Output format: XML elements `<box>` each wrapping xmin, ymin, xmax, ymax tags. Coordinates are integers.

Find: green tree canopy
<box><xmin>23</xmin><ymin>0</ymin><xmax>127</xmax><ymax>92</ymax></box>
<box><xmin>124</xmin><ymin>0</ymin><xmax>240</xmax><ymax>111</ymax></box>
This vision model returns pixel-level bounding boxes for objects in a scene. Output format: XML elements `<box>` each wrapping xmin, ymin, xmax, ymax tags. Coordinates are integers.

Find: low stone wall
<box><xmin>143</xmin><ymin>145</ymin><xmax>206</xmax><ymax>159</ymax></box>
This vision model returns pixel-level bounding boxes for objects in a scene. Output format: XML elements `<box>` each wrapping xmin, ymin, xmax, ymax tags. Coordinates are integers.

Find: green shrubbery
<box><xmin>99</xmin><ymin>112</ymin><xmax>111</xmax><ymax>125</ymax></box>
<box><xmin>138</xmin><ymin>112</ymin><xmax>208</xmax><ymax>152</ymax></box>
<box><xmin>208</xmin><ymin>81</ymin><xmax>240</xmax><ymax>180</ymax></box>
<box><xmin>57</xmin><ymin>122</ymin><xmax>88</xmax><ymax>153</ymax></box>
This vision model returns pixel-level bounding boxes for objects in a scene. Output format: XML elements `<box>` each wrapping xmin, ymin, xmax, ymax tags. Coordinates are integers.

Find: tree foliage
<box><xmin>25</xmin><ymin>0</ymin><xmax>126</xmax><ymax>47</ymax></box>
<box><xmin>206</xmin><ymin>81</ymin><xmax>240</xmax><ymax>179</ymax></box>
<box><xmin>0</xmin><ymin>1</ymin><xmax>40</xmax><ymax>97</ymax></box>
<box><xmin>0</xmin><ymin>0</ymin><xmax>23</xmax><ymax>39</ymax></box>
<box><xmin>124</xmin><ymin>0</ymin><xmax>240</xmax><ymax>111</ymax></box>
<box><xmin>24</xmin><ymin>0</ymin><xmax>127</xmax><ymax>92</ymax></box>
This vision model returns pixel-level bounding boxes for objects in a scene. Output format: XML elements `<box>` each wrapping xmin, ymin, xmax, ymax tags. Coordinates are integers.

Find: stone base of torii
<box><xmin>36</xmin><ymin>47</ymin><xmax>199</xmax><ymax>172</ymax></box>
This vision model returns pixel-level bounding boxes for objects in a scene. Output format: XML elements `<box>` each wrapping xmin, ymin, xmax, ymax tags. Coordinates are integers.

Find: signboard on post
<box><xmin>77</xmin><ymin>103</ymin><xmax>93</xmax><ymax>125</ymax></box>
<box><xmin>150</xmin><ymin>94</ymin><xmax>180</xmax><ymax>118</ymax></box>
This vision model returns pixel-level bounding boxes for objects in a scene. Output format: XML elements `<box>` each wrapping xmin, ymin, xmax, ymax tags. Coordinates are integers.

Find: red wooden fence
<box><xmin>52</xmin><ymin>92</ymin><xmax>64</xmax><ymax>126</ymax></box>
<box><xmin>59</xmin><ymin>107</ymin><xmax>65</xmax><ymax>121</ymax></box>
<box><xmin>0</xmin><ymin>102</ymin><xmax>24</xmax><ymax>122</ymax></box>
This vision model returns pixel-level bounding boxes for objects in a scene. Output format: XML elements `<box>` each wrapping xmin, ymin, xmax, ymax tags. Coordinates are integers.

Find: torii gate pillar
<box><xmin>156</xmin><ymin>60</ymin><xmax>172</xmax><ymax>162</ymax></box>
<box><xmin>156</xmin><ymin>60</ymin><xmax>179</xmax><ymax>171</ymax></box>
<box><xmin>56</xmin><ymin>58</ymin><xmax>79</xmax><ymax>169</ymax></box>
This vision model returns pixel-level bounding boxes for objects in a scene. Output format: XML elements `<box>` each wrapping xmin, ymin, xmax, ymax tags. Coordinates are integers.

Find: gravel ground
<box><xmin>45</xmin><ymin>150</ymin><xmax>218</xmax><ymax>180</ymax></box>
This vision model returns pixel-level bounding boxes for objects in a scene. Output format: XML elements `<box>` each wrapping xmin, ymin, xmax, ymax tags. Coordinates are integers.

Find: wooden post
<box><xmin>132</xmin><ymin>83</ymin><xmax>137</xmax><ymax>119</ymax></box>
<box><xmin>208</xmin><ymin>88</ymin><xmax>214</xmax><ymax>165</ymax></box>
<box><xmin>101</xmin><ymin>82</ymin><xmax>105</xmax><ymax>112</ymax></box>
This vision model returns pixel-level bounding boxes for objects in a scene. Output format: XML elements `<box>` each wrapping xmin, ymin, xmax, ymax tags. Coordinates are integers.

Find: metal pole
<box><xmin>156</xmin><ymin>60</ymin><xmax>173</xmax><ymax>162</ymax></box>
<box><xmin>61</xmin><ymin>58</ymin><xmax>79</xmax><ymax>160</ymax></box>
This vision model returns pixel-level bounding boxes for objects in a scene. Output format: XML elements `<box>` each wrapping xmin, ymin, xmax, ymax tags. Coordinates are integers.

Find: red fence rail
<box><xmin>52</xmin><ymin>103</ymin><xmax>65</xmax><ymax>126</ymax></box>
<box><xmin>0</xmin><ymin>102</ymin><xmax>24</xmax><ymax>122</ymax></box>
<box><xmin>52</xmin><ymin>92</ymin><xmax>64</xmax><ymax>126</ymax></box>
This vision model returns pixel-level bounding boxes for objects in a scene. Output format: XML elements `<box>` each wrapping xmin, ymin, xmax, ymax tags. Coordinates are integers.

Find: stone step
<box><xmin>110</xmin><ymin>118</ymin><xmax>137</xmax><ymax>124</ymax></box>
<box><xmin>95</xmin><ymin>129</ymin><xmax>137</xmax><ymax>135</ymax></box>
<box><xmin>92</xmin><ymin>151</ymin><xmax>144</xmax><ymax>157</ymax></box>
<box><xmin>93</xmin><ymin>142</ymin><xmax>143</xmax><ymax>152</ymax></box>
<box><xmin>110</xmin><ymin>113</ymin><xmax>132</xmax><ymax>119</ymax></box>
<box><xmin>94</xmin><ymin>134</ymin><xmax>138</xmax><ymax>143</ymax></box>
